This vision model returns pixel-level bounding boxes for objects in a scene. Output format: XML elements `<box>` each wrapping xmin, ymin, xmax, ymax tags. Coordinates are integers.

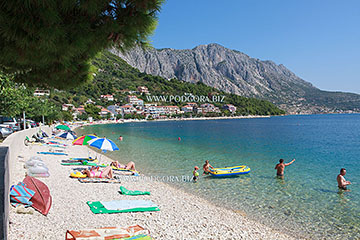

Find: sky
<box><xmin>150</xmin><ymin>0</ymin><xmax>360</xmax><ymax>94</ymax></box>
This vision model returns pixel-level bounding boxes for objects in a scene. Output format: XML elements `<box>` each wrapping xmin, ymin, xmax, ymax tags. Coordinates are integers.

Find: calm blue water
<box><xmin>79</xmin><ymin>114</ymin><xmax>360</xmax><ymax>239</ymax></box>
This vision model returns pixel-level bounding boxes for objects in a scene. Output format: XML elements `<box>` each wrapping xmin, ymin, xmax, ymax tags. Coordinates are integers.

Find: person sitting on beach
<box><xmin>110</xmin><ymin>161</ymin><xmax>136</xmax><ymax>171</ymax></box>
<box><xmin>82</xmin><ymin>166</ymin><xmax>113</xmax><ymax>179</ymax></box>
<box><xmin>202</xmin><ymin>160</ymin><xmax>213</xmax><ymax>175</ymax></box>
<box><xmin>193</xmin><ymin>166</ymin><xmax>200</xmax><ymax>182</ymax></box>
<box><xmin>275</xmin><ymin>158</ymin><xmax>295</xmax><ymax>177</ymax></box>
<box><xmin>337</xmin><ymin>168</ymin><xmax>351</xmax><ymax>191</ymax></box>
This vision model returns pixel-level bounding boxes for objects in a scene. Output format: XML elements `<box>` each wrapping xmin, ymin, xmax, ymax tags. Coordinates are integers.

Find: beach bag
<box><xmin>65</xmin><ymin>225</ymin><xmax>150</xmax><ymax>240</ymax></box>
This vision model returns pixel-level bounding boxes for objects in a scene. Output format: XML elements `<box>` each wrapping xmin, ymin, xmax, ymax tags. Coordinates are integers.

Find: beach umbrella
<box><xmin>72</xmin><ymin>135</ymin><xmax>98</xmax><ymax>145</ymax></box>
<box><xmin>55</xmin><ymin>125</ymin><xmax>71</xmax><ymax>131</ymax></box>
<box><xmin>87</xmin><ymin>138</ymin><xmax>119</xmax><ymax>152</ymax></box>
<box><xmin>56</xmin><ymin>132</ymin><xmax>77</xmax><ymax>140</ymax></box>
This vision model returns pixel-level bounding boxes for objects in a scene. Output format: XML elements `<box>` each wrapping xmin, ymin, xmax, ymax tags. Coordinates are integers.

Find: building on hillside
<box><xmin>137</xmin><ymin>86</ymin><xmax>150</xmax><ymax>95</ymax></box>
<box><xmin>163</xmin><ymin>106</ymin><xmax>180</xmax><ymax>115</ymax></box>
<box><xmin>100</xmin><ymin>94</ymin><xmax>114</xmax><ymax>101</ymax></box>
<box><xmin>187</xmin><ymin>102</ymin><xmax>198</xmax><ymax>108</ymax></box>
<box><xmin>199</xmin><ymin>103</ymin><xmax>221</xmax><ymax>113</ymax></box>
<box><xmin>126</xmin><ymin>95</ymin><xmax>144</xmax><ymax>106</ymax></box>
<box><xmin>34</xmin><ymin>89</ymin><xmax>50</xmax><ymax>97</ymax></box>
<box><xmin>120</xmin><ymin>105</ymin><xmax>136</xmax><ymax>115</ymax></box>
<box><xmin>72</xmin><ymin>107</ymin><xmax>86</xmax><ymax>119</ymax></box>
<box><xmin>223</xmin><ymin>104</ymin><xmax>237</xmax><ymax>113</ymax></box>
<box><xmin>99</xmin><ymin>108</ymin><xmax>114</xmax><ymax>118</ymax></box>
<box><xmin>195</xmin><ymin>107</ymin><xmax>204</xmax><ymax>114</ymax></box>
<box><xmin>62</xmin><ymin>104</ymin><xmax>74</xmax><ymax>111</ymax></box>
<box><xmin>86</xmin><ymin>99</ymin><xmax>95</xmax><ymax>105</ymax></box>
<box><xmin>107</xmin><ymin>105</ymin><xmax>120</xmax><ymax>115</ymax></box>
<box><xmin>144</xmin><ymin>103</ymin><xmax>157</xmax><ymax>108</ymax></box>
<box><xmin>181</xmin><ymin>105</ymin><xmax>193</xmax><ymax>113</ymax></box>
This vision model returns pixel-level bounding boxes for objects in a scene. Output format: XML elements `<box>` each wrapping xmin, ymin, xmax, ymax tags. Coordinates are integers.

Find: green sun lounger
<box><xmin>120</xmin><ymin>186</ymin><xmax>150</xmax><ymax>196</ymax></box>
<box><xmin>87</xmin><ymin>200</ymin><xmax>160</xmax><ymax>214</ymax></box>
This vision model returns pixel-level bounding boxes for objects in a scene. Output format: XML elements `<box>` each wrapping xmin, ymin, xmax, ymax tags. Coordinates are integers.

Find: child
<box><xmin>193</xmin><ymin>166</ymin><xmax>200</xmax><ymax>182</ymax></box>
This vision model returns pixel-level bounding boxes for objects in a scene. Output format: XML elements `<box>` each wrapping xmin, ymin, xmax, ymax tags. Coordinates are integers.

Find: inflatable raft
<box><xmin>209</xmin><ymin>165</ymin><xmax>250</xmax><ymax>177</ymax></box>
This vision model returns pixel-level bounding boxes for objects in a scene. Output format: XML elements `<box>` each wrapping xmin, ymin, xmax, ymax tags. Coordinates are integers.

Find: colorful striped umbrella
<box><xmin>56</xmin><ymin>132</ymin><xmax>77</xmax><ymax>140</ymax></box>
<box><xmin>87</xmin><ymin>138</ymin><xmax>119</xmax><ymax>152</ymax></box>
<box><xmin>72</xmin><ymin>135</ymin><xmax>98</xmax><ymax>145</ymax></box>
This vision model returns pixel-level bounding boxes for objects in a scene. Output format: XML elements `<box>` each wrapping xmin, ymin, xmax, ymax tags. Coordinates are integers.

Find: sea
<box><xmin>77</xmin><ymin>114</ymin><xmax>360</xmax><ymax>239</ymax></box>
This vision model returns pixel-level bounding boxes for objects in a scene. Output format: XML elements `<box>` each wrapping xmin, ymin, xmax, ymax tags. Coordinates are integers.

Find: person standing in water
<box><xmin>118</xmin><ymin>136</ymin><xmax>123</xmax><ymax>141</ymax></box>
<box><xmin>275</xmin><ymin>158</ymin><xmax>295</xmax><ymax>178</ymax></box>
<box><xmin>337</xmin><ymin>168</ymin><xmax>351</xmax><ymax>191</ymax></box>
<box><xmin>202</xmin><ymin>160</ymin><xmax>213</xmax><ymax>175</ymax></box>
<box><xmin>193</xmin><ymin>166</ymin><xmax>199</xmax><ymax>182</ymax></box>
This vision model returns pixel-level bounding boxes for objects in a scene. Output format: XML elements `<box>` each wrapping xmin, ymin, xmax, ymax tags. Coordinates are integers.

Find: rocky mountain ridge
<box><xmin>111</xmin><ymin>44</ymin><xmax>360</xmax><ymax>114</ymax></box>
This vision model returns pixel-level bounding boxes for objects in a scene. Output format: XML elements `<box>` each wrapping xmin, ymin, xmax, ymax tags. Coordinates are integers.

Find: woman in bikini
<box><xmin>82</xmin><ymin>166</ymin><xmax>113</xmax><ymax>179</ymax></box>
<box><xmin>110</xmin><ymin>161</ymin><xmax>136</xmax><ymax>171</ymax></box>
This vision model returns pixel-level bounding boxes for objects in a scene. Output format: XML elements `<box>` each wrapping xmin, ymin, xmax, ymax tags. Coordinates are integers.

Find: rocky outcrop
<box><xmin>111</xmin><ymin>43</ymin><xmax>360</xmax><ymax>113</ymax></box>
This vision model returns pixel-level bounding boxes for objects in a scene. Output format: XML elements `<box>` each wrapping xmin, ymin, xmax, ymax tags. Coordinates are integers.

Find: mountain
<box><xmin>111</xmin><ymin>43</ymin><xmax>360</xmax><ymax>114</ymax></box>
<box><xmin>57</xmin><ymin>51</ymin><xmax>285</xmax><ymax>116</ymax></box>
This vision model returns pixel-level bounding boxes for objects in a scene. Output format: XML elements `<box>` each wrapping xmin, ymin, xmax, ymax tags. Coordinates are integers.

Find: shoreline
<box><xmin>78</xmin><ymin>115</ymin><xmax>273</xmax><ymax>127</ymax></box>
<box><xmin>6</xmin><ymin>128</ymin><xmax>296</xmax><ymax>239</ymax></box>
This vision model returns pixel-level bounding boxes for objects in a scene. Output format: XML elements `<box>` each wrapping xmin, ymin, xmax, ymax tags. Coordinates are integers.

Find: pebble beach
<box><xmin>7</xmin><ymin>133</ymin><xmax>296</xmax><ymax>239</ymax></box>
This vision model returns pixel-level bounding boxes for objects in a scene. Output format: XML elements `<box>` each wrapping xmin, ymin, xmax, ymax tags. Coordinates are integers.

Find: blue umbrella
<box><xmin>87</xmin><ymin>138</ymin><xmax>119</xmax><ymax>152</ymax></box>
<box><xmin>56</xmin><ymin>132</ymin><xmax>77</xmax><ymax>140</ymax></box>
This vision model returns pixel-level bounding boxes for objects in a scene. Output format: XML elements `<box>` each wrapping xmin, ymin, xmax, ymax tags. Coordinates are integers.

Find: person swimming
<box><xmin>118</xmin><ymin>136</ymin><xmax>123</xmax><ymax>141</ymax></box>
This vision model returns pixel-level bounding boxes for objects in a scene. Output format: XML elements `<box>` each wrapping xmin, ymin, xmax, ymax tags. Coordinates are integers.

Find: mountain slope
<box><xmin>58</xmin><ymin>51</ymin><xmax>285</xmax><ymax>116</ymax></box>
<box><xmin>111</xmin><ymin>44</ymin><xmax>360</xmax><ymax>114</ymax></box>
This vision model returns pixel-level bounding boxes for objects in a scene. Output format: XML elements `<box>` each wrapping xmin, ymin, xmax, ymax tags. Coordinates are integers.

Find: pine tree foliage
<box><xmin>0</xmin><ymin>0</ymin><xmax>163</xmax><ymax>88</ymax></box>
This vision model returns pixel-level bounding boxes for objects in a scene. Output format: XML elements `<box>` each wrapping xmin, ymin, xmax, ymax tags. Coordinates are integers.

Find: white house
<box><xmin>62</xmin><ymin>104</ymin><xmax>74</xmax><ymax>111</ymax></box>
<box><xmin>181</xmin><ymin>105</ymin><xmax>193</xmax><ymax>113</ymax></box>
<box><xmin>100</xmin><ymin>94</ymin><xmax>114</xmax><ymax>101</ymax></box>
<box><xmin>34</xmin><ymin>89</ymin><xmax>50</xmax><ymax>97</ymax></box>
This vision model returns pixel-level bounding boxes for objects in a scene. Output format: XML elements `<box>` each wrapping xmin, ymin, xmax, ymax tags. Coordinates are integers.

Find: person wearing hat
<box><xmin>193</xmin><ymin>166</ymin><xmax>200</xmax><ymax>182</ymax></box>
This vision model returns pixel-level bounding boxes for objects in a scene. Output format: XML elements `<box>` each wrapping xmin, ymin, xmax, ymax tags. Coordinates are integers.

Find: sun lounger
<box><xmin>87</xmin><ymin>200</ymin><xmax>160</xmax><ymax>214</ymax></box>
<box><xmin>119</xmin><ymin>186</ymin><xmax>150</xmax><ymax>195</ymax></box>
<box><xmin>65</xmin><ymin>225</ymin><xmax>151</xmax><ymax>240</ymax></box>
<box><xmin>78</xmin><ymin>178</ymin><xmax>122</xmax><ymax>184</ymax></box>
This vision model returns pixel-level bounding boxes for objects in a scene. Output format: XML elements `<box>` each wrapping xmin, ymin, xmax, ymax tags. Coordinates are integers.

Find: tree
<box><xmin>60</xmin><ymin>111</ymin><xmax>73</xmax><ymax>121</ymax></box>
<box><xmin>0</xmin><ymin>0</ymin><xmax>164</xmax><ymax>88</ymax></box>
<box><xmin>0</xmin><ymin>73</ymin><xmax>30</xmax><ymax>117</ymax></box>
<box><xmin>84</xmin><ymin>104</ymin><xmax>101</xmax><ymax>119</ymax></box>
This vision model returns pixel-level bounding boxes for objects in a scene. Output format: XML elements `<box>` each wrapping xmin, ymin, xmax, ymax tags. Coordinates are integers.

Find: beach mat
<box><xmin>69</xmin><ymin>157</ymin><xmax>97</xmax><ymax>161</ymax></box>
<box><xmin>78</xmin><ymin>178</ymin><xmax>122</xmax><ymax>184</ymax></box>
<box><xmin>65</xmin><ymin>225</ymin><xmax>151</xmax><ymax>240</ymax></box>
<box><xmin>119</xmin><ymin>186</ymin><xmax>150</xmax><ymax>196</ymax></box>
<box><xmin>87</xmin><ymin>200</ymin><xmax>160</xmax><ymax>214</ymax></box>
<box><xmin>37</xmin><ymin>152</ymin><xmax>68</xmax><ymax>156</ymax></box>
<box><xmin>61</xmin><ymin>161</ymin><xmax>106</xmax><ymax>167</ymax></box>
<box><xmin>61</xmin><ymin>159</ymin><xmax>98</xmax><ymax>163</ymax></box>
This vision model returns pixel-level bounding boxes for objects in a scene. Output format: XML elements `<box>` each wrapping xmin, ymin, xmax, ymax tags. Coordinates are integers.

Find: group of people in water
<box><xmin>193</xmin><ymin>158</ymin><xmax>351</xmax><ymax>191</ymax></box>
